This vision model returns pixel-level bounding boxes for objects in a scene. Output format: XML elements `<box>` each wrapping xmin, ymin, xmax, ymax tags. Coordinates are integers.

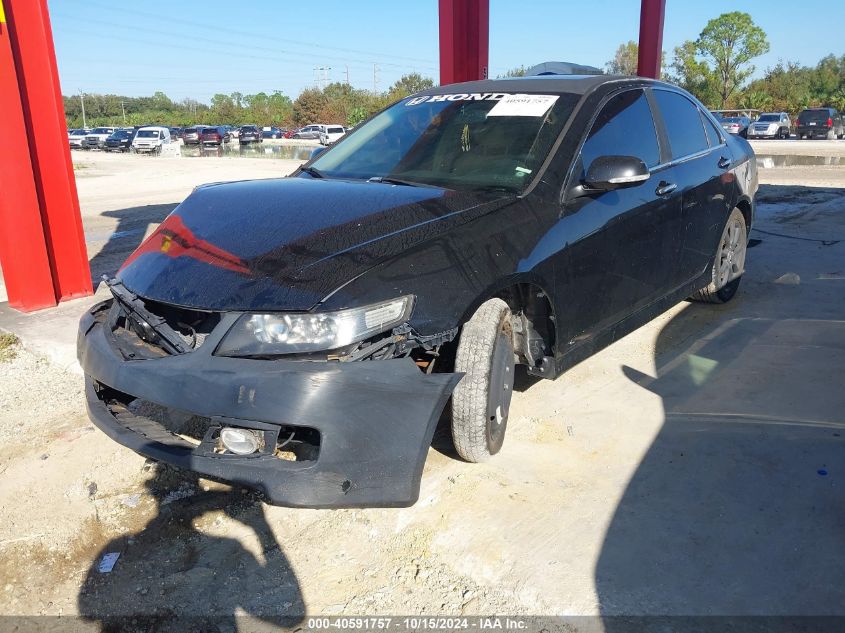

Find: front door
<box><xmin>555</xmin><ymin>88</ymin><xmax>683</xmax><ymax>348</ymax></box>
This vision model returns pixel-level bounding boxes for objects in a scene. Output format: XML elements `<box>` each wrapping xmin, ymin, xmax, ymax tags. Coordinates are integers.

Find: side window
<box><xmin>700</xmin><ymin>110</ymin><xmax>722</xmax><ymax>147</ymax></box>
<box><xmin>653</xmin><ymin>90</ymin><xmax>709</xmax><ymax>159</ymax></box>
<box><xmin>580</xmin><ymin>89</ymin><xmax>660</xmax><ymax>171</ymax></box>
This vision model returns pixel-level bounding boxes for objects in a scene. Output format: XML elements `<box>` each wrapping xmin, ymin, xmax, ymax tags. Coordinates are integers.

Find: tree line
<box><xmin>63</xmin><ymin>73</ymin><xmax>434</xmax><ymax>129</ymax></box>
<box><xmin>607</xmin><ymin>11</ymin><xmax>845</xmax><ymax>114</ymax></box>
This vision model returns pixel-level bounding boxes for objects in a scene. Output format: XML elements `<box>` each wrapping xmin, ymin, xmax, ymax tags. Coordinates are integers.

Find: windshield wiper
<box><xmin>367</xmin><ymin>176</ymin><xmax>434</xmax><ymax>188</ymax></box>
<box><xmin>300</xmin><ymin>165</ymin><xmax>324</xmax><ymax>178</ymax></box>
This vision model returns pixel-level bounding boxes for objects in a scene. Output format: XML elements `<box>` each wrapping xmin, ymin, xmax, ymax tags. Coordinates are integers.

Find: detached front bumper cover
<box><xmin>78</xmin><ymin>300</ymin><xmax>461</xmax><ymax>508</ymax></box>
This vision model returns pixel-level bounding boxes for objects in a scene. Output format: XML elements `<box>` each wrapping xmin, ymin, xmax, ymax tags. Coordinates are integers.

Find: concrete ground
<box><xmin>0</xmin><ymin>141</ymin><xmax>843</xmax><ymax>625</ymax></box>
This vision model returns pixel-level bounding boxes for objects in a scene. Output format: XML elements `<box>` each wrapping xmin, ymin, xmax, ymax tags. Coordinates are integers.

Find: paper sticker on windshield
<box><xmin>487</xmin><ymin>94</ymin><xmax>558</xmax><ymax>117</ymax></box>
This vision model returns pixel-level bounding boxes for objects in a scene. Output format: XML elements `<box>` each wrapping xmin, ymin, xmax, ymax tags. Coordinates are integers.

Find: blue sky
<box><xmin>48</xmin><ymin>0</ymin><xmax>844</xmax><ymax>103</ymax></box>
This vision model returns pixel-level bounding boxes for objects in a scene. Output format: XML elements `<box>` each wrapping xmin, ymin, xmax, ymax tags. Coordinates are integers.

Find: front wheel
<box><xmin>690</xmin><ymin>208</ymin><xmax>748</xmax><ymax>304</ymax></box>
<box><xmin>451</xmin><ymin>298</ymin><xmax>515</xmax><ymax>463</ymax></box>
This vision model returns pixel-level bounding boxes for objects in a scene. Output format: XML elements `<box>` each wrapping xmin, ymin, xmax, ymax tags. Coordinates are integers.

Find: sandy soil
<box><xmin>0</xmin><ymin>146</ymin><xmax>844</xmax><ymax>626</ymax></box>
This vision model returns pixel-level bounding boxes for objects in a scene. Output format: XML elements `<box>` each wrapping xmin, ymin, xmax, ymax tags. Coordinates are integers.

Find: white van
<box><xmin>131</xmin><ymin>126</ymin><xmax>173</xmax><ymax>154</ymax></box>
<box><xmin>319</xmin><ymin>125</ymin><xmax>346</xmax><ymax>146</ymax></box>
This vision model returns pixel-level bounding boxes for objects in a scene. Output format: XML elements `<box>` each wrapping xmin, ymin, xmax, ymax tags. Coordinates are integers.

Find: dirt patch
<box><xmin>0</xmin><ymin>332</ymin><xmax>18</xmax><ymax>362</ymax></box>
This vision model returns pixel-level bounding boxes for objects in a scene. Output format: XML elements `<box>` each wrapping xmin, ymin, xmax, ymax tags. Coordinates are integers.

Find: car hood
<box><xmin>117</xmin><ymin>176</ymin><xmax>510</xmax><ymax>311</ymax></box>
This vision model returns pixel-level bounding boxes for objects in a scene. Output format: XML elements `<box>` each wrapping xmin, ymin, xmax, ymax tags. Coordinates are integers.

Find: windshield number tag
<box><xmin>488</xmin><ymin>94</ymin><xmax>559</xmax><ymax>117</ymax></box>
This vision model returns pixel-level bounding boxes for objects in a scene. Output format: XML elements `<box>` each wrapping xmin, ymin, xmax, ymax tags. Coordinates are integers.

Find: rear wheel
<box><xmin>451</xmin><ymin>298</ymin><xmax>515</xmax><ymax>463</ymax></box>
<box><xmin>690</xmin><ymin>208</ymin><xmax>747</xmax><ymax>304</ymax></box>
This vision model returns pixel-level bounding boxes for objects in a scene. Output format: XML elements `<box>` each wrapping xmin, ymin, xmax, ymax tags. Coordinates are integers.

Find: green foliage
<box><xmin>670</xmin><ymin>40</ymin><xmax>721</xmax><ymax>107</ymax></box>
<box><xmin>696</xmin><ymin>12</ymin><xmax>769</xmax><ymax>108</ymax></box>
<box><xmin>742</xmin><ymin>55</ymin><xmax>845</xmax><ymax>114</ymax></box>
<box><xmin>606</xmin><ymin>41</ymin><xmax>670</xmax><ymax>79</ymax></box>
<box><xmin>497</xmin><ymin>66</ymin><xmax>527</xmax><ymax>78</ymax></box>
<box><xmin>387</xmin><ymin>72</ymin><xmax>434</xmax><ymax>99</ymax></box>
<box><xmin>64</xmin><ymin>72</ymin><xmax>435</xmax><ymax>130</ymax></box>
<box><xmin>606</xmin><ymin>41</ymin><xmax>639</xmax><ymax>75</ymax></box>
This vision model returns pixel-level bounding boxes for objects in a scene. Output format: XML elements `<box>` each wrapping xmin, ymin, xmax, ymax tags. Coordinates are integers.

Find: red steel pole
<box><xmin>439</xmin><ymin>0</ymin><xmax>489</xmax><ymax>86</ymax></box>
<box><xmin>0</xmin><ymin>4</ymin><xmax>58</xmax><ymax>311</ymax></box>
<box><xmin>5</xmin><ymin>0</ymin><xmax>92</xmax><ymax>303</ymax></box>
<box><xmin>637</xmin><ymin>0</ymin><xmax>666</xmax><ymax>79</ymax></box>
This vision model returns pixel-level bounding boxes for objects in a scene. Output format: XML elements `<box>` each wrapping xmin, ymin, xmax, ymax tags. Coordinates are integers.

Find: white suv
<box><xmin>131</xmin><ymin>126</ymin><xmax>174</xmax><ymax>154</ymax></box>
<box><xmin>319</xmin><ymin>125</ymin><xmax>346</xmax><ymax>146</ymax></box>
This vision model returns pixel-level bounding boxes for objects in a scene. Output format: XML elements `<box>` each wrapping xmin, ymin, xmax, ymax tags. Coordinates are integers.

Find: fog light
<box><xmin>220</xmin><ymin>427</ymin><xmax>261</xmax><ymax>455</ymax></box>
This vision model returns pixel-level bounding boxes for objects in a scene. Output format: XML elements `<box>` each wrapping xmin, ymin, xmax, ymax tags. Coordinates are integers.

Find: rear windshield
<box><xmin>241</xmin><ymin>126</ymin><xmax>257</xmax><ymax>131</ymax></box>
<box><xmin>136</xmin><ymin>130</ymin><xmax>160</xmax><ymax>138</ymax></box>
<box><xmin>327</xmin><ymin>127</ymin><xmax>344</xmax><ymax>133</ymax></box>
<box><xmin>799</xmin><ymin>110</ymin><xmax>830</xmax><ymax>121</ymax></box>
<box><xmin>185</xmin><ymin>127</ymin><xmax>199</xmax><ymax>133</ymax></box>
<box><xmin>91</xmin><ymin>128</ymin><xmax>112</xmax><ymax>134</ymax></box>
<box><xmin>757</xmin><ymin>114</ymin><xmax>780</xmax><ymax>122</ymax></box>
<box><xmin>203</xmin><ymin>128</ymin><xmax>219</xmax><ymax>134</ymax></box>
<box><xmin>312</xmin><ymin>92</ymin><xmax>579</xmax><ymax>192</ymax></box>
<box><xmin>722</xmin><ymin>118</ymin><xmax>743</xmax><ymax>123</ymax></box>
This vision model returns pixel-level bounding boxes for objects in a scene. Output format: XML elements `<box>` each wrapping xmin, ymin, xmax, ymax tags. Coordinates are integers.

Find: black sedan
<box><xmin>103</xmin><ymin>129</ymin><xmax>135</xmax><ymax>152</ymax></box>
<box><xmin>78</xmin><ymin>75</ymin><xmax>756</xmax><ymax>508</ymax></box>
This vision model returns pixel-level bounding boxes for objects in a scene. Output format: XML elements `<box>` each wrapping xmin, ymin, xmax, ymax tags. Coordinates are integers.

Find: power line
<box><xmin>64</xmin><ymin>3</ymin><xmax>438</xmax><ymax>67</ymax></box>
<box><xmin>53</xmin><ymin>14</ymin><xmax>438</xmax><ymax>76</ymax></box>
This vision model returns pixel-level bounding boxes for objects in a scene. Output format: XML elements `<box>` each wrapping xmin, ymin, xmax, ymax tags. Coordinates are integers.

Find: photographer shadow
<box><xmin>78</xmin><ymin>465</ymin><xmax>304</xmax><ymax>632</ymax></box>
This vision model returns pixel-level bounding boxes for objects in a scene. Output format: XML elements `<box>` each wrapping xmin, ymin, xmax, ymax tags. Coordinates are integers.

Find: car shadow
<box><xmin>78</xmin><ymin>464</ymin><xmax>304</xmax><ymax>631</ymax></box>
<box><xmin>87</xmin><ymin>203</ymin><xmax>178</xmax><ymax>286</ymax></box>
<box><xmin>595</xmin><ymin>183</ymin><xmax>845</xmax><ymax>622</ymax></box>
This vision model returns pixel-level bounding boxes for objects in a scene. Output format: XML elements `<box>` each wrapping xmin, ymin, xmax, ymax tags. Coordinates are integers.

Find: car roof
<box><xmin>137</xmin><ymin>126</ymin><xmax>169</xmax><ymax>131</ymax></box>
<box><xmin>412</xmin><ymin>74</ymin><xmax>653</xmax><ymax>97</ymax></box>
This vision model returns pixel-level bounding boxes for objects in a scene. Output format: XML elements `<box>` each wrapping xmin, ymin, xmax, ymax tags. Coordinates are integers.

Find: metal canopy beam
<box><xmin>438</xmin><ymin>0</ymin><xmax>489</xmax><ymax>86</ymax></box>
<box><xmin>0</xmin><ymin>0</ymin><xmax>91</xmax><ymax>312</ymax></box>
<box><xmin>637</xmin><ymin>0</ymin><xmax>666</xmax><ymax>79</ymax></box>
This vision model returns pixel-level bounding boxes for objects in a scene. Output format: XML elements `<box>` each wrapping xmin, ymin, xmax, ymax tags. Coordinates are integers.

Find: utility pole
<box><xmin>120</xmin><ymin>100</ymin><xmax>126</xmax><ymax>124</ymax></box>
<box><xmin>79</xmin><ymin>89</ymin><xmax>87</xmax><ymax>129</ymax></box>
<box><xmin>373</xmin><ymin>64</ymin><xmax>379</xmax><ymax>93</ymax></box>
<box><xmin>344</xmin><ymin>65</ymin><xmax>349</xmax><ymax>85</ymax></box>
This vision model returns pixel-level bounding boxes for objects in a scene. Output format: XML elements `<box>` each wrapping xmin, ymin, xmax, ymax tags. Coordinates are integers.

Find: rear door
<box><xmin>556</xmin><ymin>88</ymin><xmax>683</xmax><ymax>343</ymax></box>
<box><xmin>651</xmin><ymin>89</ymin><xmax>733</xmax><ymax>284</ymax></box>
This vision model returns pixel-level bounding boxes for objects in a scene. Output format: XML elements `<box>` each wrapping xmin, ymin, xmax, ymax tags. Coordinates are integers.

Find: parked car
<box><xmin>795</xmin><ymin>108</ymin><xmax>845</xmax><ymax>139</ymax></box>
<box><xmin>747</xmin><ymin>112</ymin><xmax>791</xmax><ymax>139</ymax></box>
<box><xmin>104</xmin><ymin>129</ymin><xmax>136</xmax><ymax>152</ymax></box>
<box><xmin>68</xmin><ymin>128</ymin><xmax>90</xmax><ymax>149</ymax></box>
<box><xmin>131</xmin><ymin>126</ymin><xmax>172</xmax><ymax>154</ymax></box>
<box><xmin>82</xmin><ymin>127</ymin><xmax>117</xmax><ymax>150</ymax></box>
<box><xmin>292</xmin><ymin>124</ymin><xmax>322</xmax><ymax>139</ymax></box>
<box><xmin>225</xmin><ymin>125</ymin><xmax>239</xmax><ymax>139</ymax></box>
<box><xmin>169</xmin><ymin>127</ymin><xmax>184</xmax><ymax>141</ymax></box>
<box><xmin>319</xmin><ymin>125</ymin><xmax>346</xmax><ymax>145</ymax></box>
<box><xmin>183</xmin><ymin>126</ymin><xmax>209</xmax><ymax>145</ymax></box>
<box><xmin>200</xmin><ymin>126</ymin><xmax>230</xmax><ymax>145</ymax></box>
<box><xmin>238</xmin><ymin>125</ymin><xmax>262</xmax><ymax>144</ymax></box>
<box><xmin>79</xmin><ymin>75</ymin><xmax>756</xmax><ymax>508</ymax></box>
<box><xmin>719</xmin><ymin>116</ymin><xmax>750</xmax><ymax>137</ymax></box>
<box><xmin>261</xmin><ymin>126</ymin><xmax>285</xmax><ymax>139</ymax></box>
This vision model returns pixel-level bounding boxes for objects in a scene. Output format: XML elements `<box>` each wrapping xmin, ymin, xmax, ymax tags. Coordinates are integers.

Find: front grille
<box><xmin>108</xmin><ymin>297</ymin><xmax>221</xmax><ymax>359</ymax></box>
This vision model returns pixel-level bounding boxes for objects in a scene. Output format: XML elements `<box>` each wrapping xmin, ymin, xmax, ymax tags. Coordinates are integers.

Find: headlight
<box><xmin>216</xmin><ymin>295</ymin><xmax>414</xmax><ymax>356</ymax></box>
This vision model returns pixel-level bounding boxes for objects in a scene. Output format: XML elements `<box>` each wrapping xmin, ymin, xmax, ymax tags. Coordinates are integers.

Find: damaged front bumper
<box><xmin>77</xmin><ymin>300</ymin><xmax>461</xmax><ymax>508</ymax></box>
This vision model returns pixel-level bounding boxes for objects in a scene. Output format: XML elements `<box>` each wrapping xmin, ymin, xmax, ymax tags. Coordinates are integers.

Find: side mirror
<box><xmin>584</xmin><ymin>155</ymin><xmax>650</xmax><ymax>191</ymax></box>
<box><xmin>310</xmin><ymin>146</ymin><xmax>328</xmax><ymax>160</ymax></box>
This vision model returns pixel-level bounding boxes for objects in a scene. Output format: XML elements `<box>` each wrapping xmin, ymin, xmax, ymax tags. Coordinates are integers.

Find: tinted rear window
<box><xmin>241</xmin><ymin>126</ymin><xmax>257</xmax><ymax>132</ymax></box>
<box><xmin>328</xmin><ymin>127</ymin><xmax>344</xmax><ymax>133</ymax></box>
<box><xmin>799</xmin><ymin>110</ymin><xmax>830</xmax><ymax>121</ymax></box>
<box><xmin>654</xmin><ymin>90</ymin><xmax>709</xmax><ymax>159</ymax></box>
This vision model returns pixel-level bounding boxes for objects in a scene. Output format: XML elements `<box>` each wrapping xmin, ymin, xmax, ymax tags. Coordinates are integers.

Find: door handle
<box><xmin>655</xmin><ymin>181</ymin><xmax>677</xmax><ymax>196</ymax></box>
<box><xmin>718</xmin><ymin>156</ymin><xmax>731</xmax><ymax>169</ymax></box>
